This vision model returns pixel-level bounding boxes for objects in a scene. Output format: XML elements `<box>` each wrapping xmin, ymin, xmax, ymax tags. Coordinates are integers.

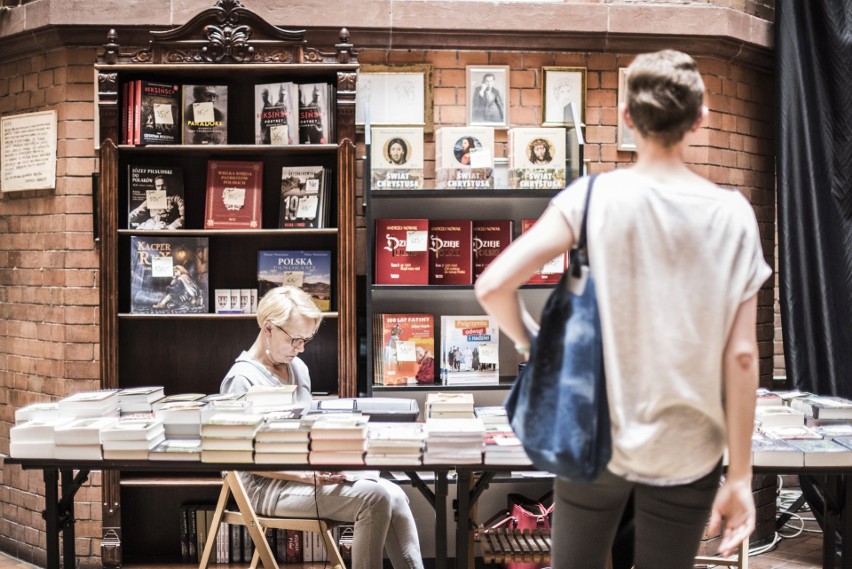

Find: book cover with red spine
<box><xmin>204</xmin><ymin>160</ymin><xmax>263</xmax><ymax>229</ymax></box>
<box><xmin>374</xmin><ymin>218</ymin><xmax>429</xmax><ymax>285</ymax></box>
<box><xmin>472</xmin><ymin>219</ymin><xmax>513</xmax><ymax>281</ymax></box>
<box><xmin>428</xmin><ymin>219</ymin><xmax>473</xmax><ymax>285</ymax></box>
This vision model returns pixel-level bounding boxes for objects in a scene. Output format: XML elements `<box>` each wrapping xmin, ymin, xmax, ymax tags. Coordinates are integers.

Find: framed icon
<box><xmin>356</xmin><ymin>64</ymin><xmax>434</xmax><ymax>132</ymax></box>
<box><xmin>617</xmin><ymin>68</ymin><xmax>638</xmax><ymax>152</ymax></box>
<box><xmin>542</xmin><ymin>67</ymin><xmax>586</xmax><ymax>127</ymax></box>
<box><xmin>466</xmin><ymin>65</ymin><xmax>510</xmax><ymax>128</ymax></box>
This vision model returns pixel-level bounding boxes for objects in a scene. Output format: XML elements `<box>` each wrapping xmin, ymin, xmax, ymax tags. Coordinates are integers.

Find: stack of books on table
<box><xmin>54</xmin><ymin>416</ymin><xmax>119</xmax><ymax>460</ymax></box>
<box><xmin>200</xmin><ymin>412</ymin><xmax>264</xmax><ymax>463</ymax></box>
<box><xmin>9</xmin><ymin>417</ymin><xmax>74</xmax><ymax>459</ymax></box>
<box><xmin>425</xmin><ymin>392</ymin><xmax>475</xmax><ymax>419</ymax></box>
<box><xmin>791</xmin><ymin>395</ymin><xmax>852</xmax><ymax>421</ymax></box>
<box><xmin>254</xmin><ymin>415</ymin><xmax>311</xmax><ymax>464</ymax></box>
<box><xmin>365</xmin><ymin>422</ymin><xmax>427</xmax><ymax>466</ymax></box>
<box><xmin>309</xmin><ymin>413</ymin><xmax>369</xmax><ymax>465</ymax></box>
<box><xmin>117</xmin><ymin>386</ymin><xmax>165</xmax><ymax>414</ymax></box>
<box><xmin>423</xmin><ymin>417</ymin><xmax>485</xmax><ymax>465</ymax></box>
<box><xmin>101</xmin><ymin>416</ymin><xmax>166</xmax><ymax>460</ymax></box>
<box><xmin>149</xmin><ymin>438</ymin><xmax>203</xmax><ymax>461</ymax></box>
<box><xmin>58</xmin><ymin>389</ymin><xmax>120</xmax><ymax>418</ymax></box>
<box><xmin>15</xmin><ymin>402</ymin><xmax>60</xmax><ymax>423</ymax></box>
<box><xmin>754</xmin><ymin>405</ymin><xmax>805</xmax><ymax>429</ymax></box>
<box><xmin>243</xmin><ymin>384</ymin><xmax>298</xmax><ymax>414</ymax></box>
<box><xmin>153</xmin><ymin>394</ymin><xmax>206</xmax><ymax>440</ymax></box>
<box><xmin>480</xmin><ymin>410</ymin><xmax>531</xmax><ymax>466</ymax></box>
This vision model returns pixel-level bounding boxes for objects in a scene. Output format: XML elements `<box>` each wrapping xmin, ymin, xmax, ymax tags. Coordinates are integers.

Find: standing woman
<box><xmin>475</xmin><ymin>50</ymin><xmax>770</xmax><ymax>568</ymax></box>
<box><xmin>221</xmin><ymin>285</ymin><xmax>424</xmax><ymax>569</ymax></box>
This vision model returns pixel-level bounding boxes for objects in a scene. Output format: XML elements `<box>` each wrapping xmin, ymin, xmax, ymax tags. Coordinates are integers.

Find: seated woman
<box><xmin>220</xmin><ymin>285</ymin><xmax>424</xmax><ymax>569</ymax></box>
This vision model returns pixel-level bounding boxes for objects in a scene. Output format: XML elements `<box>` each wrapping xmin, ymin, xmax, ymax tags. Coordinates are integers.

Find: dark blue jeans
<box><xmin>551</xmin><ymin>463</ymin><xmax>723</xmax><ymax>569</ymax></box>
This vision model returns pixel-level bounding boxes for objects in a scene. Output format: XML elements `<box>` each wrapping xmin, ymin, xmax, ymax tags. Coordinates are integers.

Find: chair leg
<box><xmin>738</xmin><ymin>539</ymin><xmax>748</xmax><ymax>569</ymax></box>
<box><xmin>228</xmin><ymin>472</ymin><xmax>279</xmax><ymax>569</ymax></box>
<box><xmin>319</xmin><ymin>520</ymin><xmax>347</xmax><ymax>569</ymax></box>
<box><xmin>199</xmin><ymin>474</ymin><xmax>231</xmax><ymax>569</ymax></box>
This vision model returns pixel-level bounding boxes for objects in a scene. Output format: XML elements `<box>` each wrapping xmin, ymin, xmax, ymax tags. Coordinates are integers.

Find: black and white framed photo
<box><xmin>542</xmin><ymin>67</ymin><xmax>586</xmax><ymax>127</ymax></box>
<box><xmin>356</xmin><ymin>64</ymin><xmax>434</xmax><ymax>132</ymax></box>
<box><xmin>617</xmin><ymin>68</ymin><xmax>638</xmax><ymax>152</ymax></box>
<box><xmin>466</xmin><ymin>65</ymin><xmax>510</xmax><ymax>128</ymax></box>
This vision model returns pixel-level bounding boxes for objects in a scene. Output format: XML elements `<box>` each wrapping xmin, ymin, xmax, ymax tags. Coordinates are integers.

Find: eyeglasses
<box><xmin>273</xmin><ymin>324</ymin><xmax>314</xmax><ymax>347</ymax></box>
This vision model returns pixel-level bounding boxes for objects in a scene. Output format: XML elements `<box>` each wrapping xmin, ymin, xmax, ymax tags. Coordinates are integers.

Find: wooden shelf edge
<box><xmin>120</xmin><ymin>477</ymin><xmax>223</xmax><ymax>487</ymax></box>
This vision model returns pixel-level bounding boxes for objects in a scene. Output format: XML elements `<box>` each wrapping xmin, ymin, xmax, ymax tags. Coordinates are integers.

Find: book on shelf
<box><xmin>204</xmin><ymin>160</ymin><xmax>263</xmax><ymax>229</ymax></box>
<box><xmin>507</xmin><ymin>127</ymin><xmax>567</xmax><ymax>189</ymax></box>
<box><xmin>374</xmin><ymin>218</ymin><xmax>429</xmax><ymax>285</ymax></box>
<box><xmin>372</xmin><ymin>313</ymin><xmax>435</xmax><ymax>386</ymax></box>
<box><xmin>127</xmin><ymin>165</ymin><xmax>186</xmax><ymax>230</ymax></box>
<box><xmin>183</xmin><ymin>84</ymin><xmax>228</xmax><ymax>144</ymax></box>
<box><xmin>439</xmin><ymin>315</ymin><xmax>500</xmax><ymax>385</ymax></box>
<box><xmin>791</xmin><ymin>395</ymin><xmax>852</xmax><ymax>420</ymax></box>
<box><xmin>429</xmin><ymin>220</ymin><xmax>473</xmax><ymax>285</ymax></box>
<box><xmin>129</xmin><ymin>235</ymin><xmax>209</xmax><ymax>314</ymax></box>
<box><xmin>257</xmin><ymin>250</ymin><xmax>332</xmax><ymax>311</ymax></box>
<box><xmin>434</xmin><ymin>126</ymin><xmax>495</xmax><ymax>189</ymax></box>
<box><xmin>521</xmin><ymin>218</ymin><xmax>565</xmax><ymax>284</ymax></box>
<box><xmin>136</xmin><ymin>80</ymin><xmax>181</xmax><ymax>145</ymax></box>
<box><xmin>255</xmin><ymin>81</ymin><xmax>299</xmax><ymax>145</ymax></box>
<box><xmin>370</xmin><ymin>127</ymin><xmax>424</xmax><ymax>190</ymax></box>
<box><xmin>278</xmin><ymin>166</ymin><xmax>330</xmax><ymax>229</ymax></box>
<box><xmin>473</xmin><ymin>220</ymin><xmax>513</xmax><ymax>281</ymax></box>
<box><xmin>298</xmin><ymin>83</ymin><xmax>332</xmax><ymax>144</ymax></box>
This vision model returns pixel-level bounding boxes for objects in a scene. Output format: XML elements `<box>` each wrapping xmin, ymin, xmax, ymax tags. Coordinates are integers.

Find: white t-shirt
<box><xmin>550</xmin><ymin>170</ymin><xmax>772</xmax><ymax>485</ymax></box>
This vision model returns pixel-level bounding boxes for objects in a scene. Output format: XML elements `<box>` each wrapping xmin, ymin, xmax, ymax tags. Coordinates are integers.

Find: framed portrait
<box><xmin>542</xmin><ymin>67</ymin><xmax>586</xmax><ymax>127</ymax></box>
<box><xmin>466</xmin><ymin>65</ymin><xmax>510</xmax><ymax>128</ymax></box>
<box><xmin>356</xmin><ymin>64</ymin><xmax>434</xmax><ymax>133</ymax></box>
<box><xmin>617</xmin><ymin>68</ymin><xmax>637</xmax><ymax>152</ymax></box>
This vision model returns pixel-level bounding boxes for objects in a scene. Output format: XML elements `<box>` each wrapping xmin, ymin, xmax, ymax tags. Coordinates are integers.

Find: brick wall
<box><xmin>0</xmin><ymin>46</ymin><xmax>102</xmax><ymax>568</ymax></box>
<box><xmin>356</xmin><ymin>48</ymin><xmax>776</xmax><ymax>385</ymax></box>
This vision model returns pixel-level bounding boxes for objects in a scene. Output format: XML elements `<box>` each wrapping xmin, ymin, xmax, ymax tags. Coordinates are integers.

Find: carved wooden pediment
<box><xmin>98</xmin><ymin>0</ymin><xmax>355</xmax><ymax>65</ymax></box>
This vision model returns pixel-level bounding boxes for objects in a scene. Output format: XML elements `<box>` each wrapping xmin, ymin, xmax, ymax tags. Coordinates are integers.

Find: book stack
<box><xmin>750</xmin><ymin>433</ymin><xmax>803</xmax><ymax>467</ymax></box>
<box><xmin>785</xmin><ymin>437</ymin><xmax>852</xmax><ymax>467</ymax></box>
<box><xmin>755</xmin><ymin>388</ymin><xmax>783</xmax><ymax>407</ymax></box>
<box><xmin>254</xmin><ymin>417</ymin><xmax>311</xmax><ymax>465</ymax></box>
<box><xmin>58</xmin><ymin>389</ymin><xmax>120</xmax><ymax>419</ymax></box>
<box><xmin>54</xmin><ymin>416</ymin><xmax>119</xmax><ymax>460</ymax></box>
<box><xmin>153</xmin><ymin>394</ymin><xmax>207</xmax><ymax>440</ymax></box>
<box><xmin>365</xmin><ymin>422</ymin><xmax>427</xmax><ymax>465</ymax></box>
<box><xmin>9</xmin><ymin>417</ymin><xmax>74</xmax><ymax>459</ymax></box>
<box><xmin>483</xmin><ymin>429</ymin><xmax>531</xmax><ymax>466</ymax></box>
<box><xmin>149</xmin><ymin>438</ymin><xmax>203</xmax><ymax>461</ymax></box>
<box><xmin>423</xmin><ymin>417</ymin><xmax>485</xmax><ymax>465</ymax></box>
<box><xmin>200</xmin><ymin>413</ymin><xmax>264</xmax><ymax>463</ymax></box>
<box><xmin>425</xmin><ymin>392</ymin><xmax>475</xmax><ymax>419</ymax></box>
<box><xmin>15</xmin><ymin>402</ymin><xmax>60</xmax><ymax>423</ymax></box>
<box><xmin>117</xmin><ymin>386</ymin><xmax>166</xmax><ymax>414</ymax></box>
<box><xmin>309</xmin><ymin>414</ymin><xmax>369</xmax><ymax>465</ymax></box>
<box><xmin>243</xmin><ymin>385</ymin><xmax>298</xmax><ymax>414</ymax></box>
<box><xmin>101</xmin><ymin>416</ymin><xmax>167</xmax><ymax>460</ymax></box>
<box><xmin>372</xmin><ymin>313</ymin><xmax>435</xmax><ymax>386</ymax></box>
<box><xmin>754</xmin><ymin>405</ymin><xmax>805</xmax><ymax>429</ymax></box>
<box><xmin>791</xmin><ymin>395</ymin><xmax>852</xmax><ymax>421</ymax></box>
<box><xmin>439</xmin><ymin>315</ymin><xmax>500</xmax><ymax>385</ymax></box>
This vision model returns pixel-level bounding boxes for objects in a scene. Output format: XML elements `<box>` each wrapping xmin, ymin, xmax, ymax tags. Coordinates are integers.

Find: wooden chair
<box><xmin>198</xmin><ymin>471</ymin><xmax>346</xmax><ymax>569</ymax></box>
<box><xmin>694</xmin><ymin>539</ymin><xmax>749</xmax><ymax>568</ymax></box>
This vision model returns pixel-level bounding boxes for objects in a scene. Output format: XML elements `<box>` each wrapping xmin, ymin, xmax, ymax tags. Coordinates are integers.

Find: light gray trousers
<box><xmin>240</xmin><ymin>473</ymin><xmax>424</xmax><ymax>569</ymax></box>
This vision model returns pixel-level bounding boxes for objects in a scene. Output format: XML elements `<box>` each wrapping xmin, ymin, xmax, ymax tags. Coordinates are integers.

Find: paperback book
<box><xmin>278</xmin><ymin>166</ymin><xmax>330</xmax><ymax>229</ymax></box>
<box><xmin>257</xmin><ymin>250</ymin><xmax>332</xmax><ymax>311</ymax></box>
<box><xmin>507</xmin><ymin>127</ymin><xmax>567</xmax><ymax>189</ymax></box>
<box><xmin>183</xmin><ymin>84</ymin><xmax>228</xmax><ymax>144</ymax></box>
<box><xmin>429</xmin><ymin>220</ymin><xmax>473</xmax><ymax>285</ymax></box>
<box><xmin>255</xmin><ymin>82</ymin><xmax>299</xmax><ymax>145</ymax></box>
<box><xmin>373</xmin><ymin>313</ymin><xmax>435</xmax><ymax>386</ymax></box>
<box><xmin>204</xmin><ymin>160</ymin><xmax>263</xmax><ymax>229</ymax></box>
<box><xmin>130</xmin><ymin>236</ymin><xmax>209</xmax><ymax>314</ymax></box>
<box><xmin>127</xmin><ymin>165</ymin><xmax>186</xmax><ymax>230</ymax></box>
<box><xmin>439</xmin><ymin>315</ymin><xmax>500</xmax><ymax>385</ymax></box>
<box><xmin>298</xmin><ymin>83</ymin><xmax>332</xmax><ymax>144</ymax></box>
<box><xmin>435</xmin><ymin>126</ymin><xmax>494</xmax><ymax>189</ymax></box>
<box><xmin>370</xmin><ymin>127</ymin><xmax>424</xmax><ymax>190</ymax></box>
<box><xmin>137</xmin><ymin>80</ymin><xmax>181</xmax><ymax>145</ymax></box>
<box><xmin>472</xmin><ymin>220</ymin><xmax>513</xmax><ymax>281</ymax></box>
<box><xmin>374</xmin><ymin>218</ymin><xmax>429</xmax><ymax>285</ymax></box>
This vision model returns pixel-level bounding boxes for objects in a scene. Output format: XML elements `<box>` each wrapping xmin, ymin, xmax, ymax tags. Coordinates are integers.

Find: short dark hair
<box><xmin>626</xmin><ymin>50</ymin><xmax>704</xmax><ymax>147</ymax></box>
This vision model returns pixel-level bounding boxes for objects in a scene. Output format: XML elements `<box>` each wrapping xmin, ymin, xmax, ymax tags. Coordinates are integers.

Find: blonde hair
<box><xmin>256</xmin><ymin>285</ymin><xmax>323</xmax><ymax>333</ymax></box>
<box><xmin>626</xmin><ymin>50</ymin><xmax>704</xmax><ymax>147</ymax></box>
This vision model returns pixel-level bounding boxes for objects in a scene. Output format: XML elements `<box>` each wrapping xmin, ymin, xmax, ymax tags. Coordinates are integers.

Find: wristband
<box><xmin>514</xmin><ymin>343</ymin><xmax>531</xmax><ymax>356</ymax></box>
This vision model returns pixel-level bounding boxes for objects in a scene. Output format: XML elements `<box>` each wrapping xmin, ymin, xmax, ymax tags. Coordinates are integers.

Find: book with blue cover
<box><xmin>257</xmin><ymin>250</ymin><xmax>332</xmax><ymax>311</ymax></box>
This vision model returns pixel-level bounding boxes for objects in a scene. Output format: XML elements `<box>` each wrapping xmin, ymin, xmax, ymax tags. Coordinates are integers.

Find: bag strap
<box><xmin>571</xmin><ymin>173</ymin><xmax>599</xmax><ymax>277</ymax></box>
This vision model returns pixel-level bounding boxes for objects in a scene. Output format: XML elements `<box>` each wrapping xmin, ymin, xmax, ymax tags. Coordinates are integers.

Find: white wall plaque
<box><xmin>1</xmin><ymin>110</ymin><xmax>58</xmax><ymax>192</ymax></box>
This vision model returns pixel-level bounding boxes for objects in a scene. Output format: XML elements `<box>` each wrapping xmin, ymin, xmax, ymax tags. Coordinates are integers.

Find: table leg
<box><xmin>43</xmin><ymin>469</ymin><xmax>59</xmax><ymax>569</ymax></box>
<box><xmin>61</xmin><ymin>470</ymin><xmax>76</xmax><ymax>568</ymax></box>
<box><xmin>843</xmin><ymin>474</ymin><xmax>852</xmax><ymax>569</ymax></box>
<box><xmin>435</xmin><ymin>472</ymin><xmax>448</xmax><ymax>569</ymax></box>
<box><xmin>455</xmin><ymin>470</ymin><xmax>473</xmax><ymax>569</ymax></box>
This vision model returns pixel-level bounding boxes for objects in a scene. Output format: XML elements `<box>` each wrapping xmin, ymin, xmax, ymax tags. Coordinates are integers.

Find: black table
<box><xmin>5</xmin><ymin>457</ymin><xmax>852</xmax><ymax>569</ymax></box>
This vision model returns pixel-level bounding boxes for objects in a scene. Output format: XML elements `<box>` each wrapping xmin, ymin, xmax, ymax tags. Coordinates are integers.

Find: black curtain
<box><xmin>777</xmin><ymin>0</ymin><xmax>852</xmax><ymax>397</ymax></box>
